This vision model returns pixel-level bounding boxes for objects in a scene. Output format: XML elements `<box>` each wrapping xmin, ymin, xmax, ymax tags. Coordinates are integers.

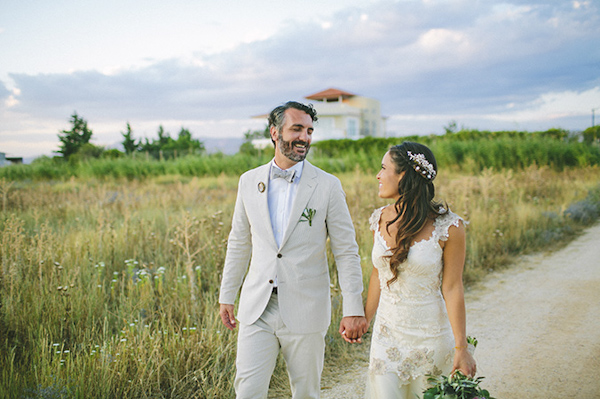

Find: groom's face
<box><xmin>271</xmin><ymin>108</ymin><xmax>314</xmax><ymax>167</ymax></box>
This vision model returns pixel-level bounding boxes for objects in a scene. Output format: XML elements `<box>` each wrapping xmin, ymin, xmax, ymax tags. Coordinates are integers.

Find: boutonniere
<box><xmin>300</xmin><ymin>208</ymin><xmax>316</xmax><ymax>226</ymax></box>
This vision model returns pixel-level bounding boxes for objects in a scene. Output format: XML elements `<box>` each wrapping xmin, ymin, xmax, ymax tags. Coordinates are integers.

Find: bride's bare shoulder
<box><xmin>379</xmin><ymin>205</ymin><xmax>400</xmax><ymax>228</ymax></box>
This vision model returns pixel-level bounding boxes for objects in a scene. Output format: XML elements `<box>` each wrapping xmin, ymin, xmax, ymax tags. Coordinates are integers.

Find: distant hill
<box><xmin>201</xmin><ymin>136</ymin><xmax>245</xmax><ymax>155</ymax></box>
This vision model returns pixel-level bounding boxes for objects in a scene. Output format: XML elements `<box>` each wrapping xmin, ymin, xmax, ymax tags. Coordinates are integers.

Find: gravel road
<box><xmin>320</xmin><ymin>222</ymin><xmax>600</xmax><ymax>399</ymax></box>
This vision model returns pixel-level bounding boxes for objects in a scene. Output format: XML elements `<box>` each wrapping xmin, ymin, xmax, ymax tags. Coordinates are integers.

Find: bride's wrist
<box><xmin>454</xmin><ymin>343</ymin><xmax>476</xmax><ymax>356</ymax></box>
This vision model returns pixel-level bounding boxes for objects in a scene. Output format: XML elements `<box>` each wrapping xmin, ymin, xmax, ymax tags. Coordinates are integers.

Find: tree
<box><xmin>157</xmin><ymin>125</ymin><xmax>170</xmax><ymax>147</ymax></box>
<box><xmin>168</xmin><ymin>127</ymin><xmax>206</xmax><ymax>155</ymax></box>
<box><xmin>121</xmin><ymin>122</ymin><xmax>140</xmax><ymax>155</ymax></box>
<box><xmin>139</xmin><ymin>126</ymin><xmax>205</xmax><ymax>159</ymax></box>
<box><xmin>139</xmin><ymin>125</ymin><xmax>170</xmax><ymax>158</ymax></box>
<box><xmin>443</xmin><ymin>120</ymin><xmax>458</xmax><ymax>135</ymax></box>
<box><xmin>56</xmin><ymin>112</ymin><xmax>93</xmax><ymax>159</ymax></box>
<box><xmin>583</xmin><ymin>125</ymin><xmax>600</xmax><ymax>144</ymax></box>
<box><xmin>239</xmin><ymin>126</ymin><xmax>270</xmax><ymax>155</ymax></box>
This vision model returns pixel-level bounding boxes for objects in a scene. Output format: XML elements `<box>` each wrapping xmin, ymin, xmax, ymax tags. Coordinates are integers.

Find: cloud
<box><xmin>385</xmin><ymin>85</ymin><xmax>600</xmax><ymax>136</ymax></box>
<box><xmin>3</xmin><ymin>0</ymin><xmax>599</xmax><ymax>155</ymax></box>
<box><xmin>490</xmin><ymin>86</ymin><xmax>600</xmax><ymax>122</ymax></box>
<box><xmin>0</xmin><ymin>81</ymin><xmax>10</xmax><ymax>100</ymax></box>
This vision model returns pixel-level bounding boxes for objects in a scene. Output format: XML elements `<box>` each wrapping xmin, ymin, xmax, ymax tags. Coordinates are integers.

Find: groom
<box><xmin>219</xmin><ymin>101</ymin><xmax>367</xmax><ymax>398</ymax></box>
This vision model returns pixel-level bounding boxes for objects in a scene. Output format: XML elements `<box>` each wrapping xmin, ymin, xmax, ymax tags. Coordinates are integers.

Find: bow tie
<box><xmin>271</xmin><ymin>167</ymin><xmax>296</xmax><ymax>183</ymax></box>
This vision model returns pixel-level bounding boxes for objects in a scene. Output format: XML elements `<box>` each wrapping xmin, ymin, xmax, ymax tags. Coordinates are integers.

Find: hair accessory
<box><xmin>407</xmin><ymin>151</ymin><xmax>437</xmax><ymax>180</ymax></box>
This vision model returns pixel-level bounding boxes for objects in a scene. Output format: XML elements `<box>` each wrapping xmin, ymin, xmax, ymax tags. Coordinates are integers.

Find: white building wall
<box><xmin>308</xmin><ymin>94</ymin><xmax>386</xmax><ymax>139</ymax></box>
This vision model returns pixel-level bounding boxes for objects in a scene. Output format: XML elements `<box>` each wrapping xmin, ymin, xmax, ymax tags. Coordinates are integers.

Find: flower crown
<box><xmin>406</xmin><ymin>151</ymin><xmax>437</xmax><ymax>180</ymax></box>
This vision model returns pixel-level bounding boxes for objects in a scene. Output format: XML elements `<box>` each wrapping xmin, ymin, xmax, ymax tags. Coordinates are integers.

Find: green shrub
<box><xmin>3</xmin><ymin>129</ymin><xmax>600</xmax><ymax>181</ymax></box>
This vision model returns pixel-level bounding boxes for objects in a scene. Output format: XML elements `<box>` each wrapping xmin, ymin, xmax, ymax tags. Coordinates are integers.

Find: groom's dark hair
<box><xmin>268</xmin><ymin>101</ymin><xmax>318</xmax><ymax>146</ymax></box>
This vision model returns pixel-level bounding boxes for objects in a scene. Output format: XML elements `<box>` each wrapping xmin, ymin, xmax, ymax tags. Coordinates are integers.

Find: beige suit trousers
<box><xmin>235</xmin><ymin>292</ymin><xmax>327</xmax><ymax>399</ymax></box>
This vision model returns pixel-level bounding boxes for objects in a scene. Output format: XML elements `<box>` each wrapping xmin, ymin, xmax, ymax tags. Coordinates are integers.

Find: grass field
<box><xmin>1</xmin><ymin>164</ymin><xmax>599</xmax><ymax>398</ymax></box>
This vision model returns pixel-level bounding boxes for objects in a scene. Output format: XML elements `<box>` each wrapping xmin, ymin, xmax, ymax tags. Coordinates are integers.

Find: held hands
<box><xmin>339</xmin><ymin>316</ymin><xmax>369</xmax><ymax>344</ymax></box>
<box><xmin>219</xmin><ymin>304</ymin><xmax>237</xmax><ymax>331</ymax></box>
<box><xmin>220</xmin><ymin>305</ymin><xmax>370</xmax><ymax>341</ymax></box>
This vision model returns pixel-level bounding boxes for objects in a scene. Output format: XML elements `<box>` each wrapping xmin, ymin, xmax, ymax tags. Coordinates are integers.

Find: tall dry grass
<box><xmin>1</xmin><ymin>166</ymin><xmax>599</xmax><ymax>398</ymax></box>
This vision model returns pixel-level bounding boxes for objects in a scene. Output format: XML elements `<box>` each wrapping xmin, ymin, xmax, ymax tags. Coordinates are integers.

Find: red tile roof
<box><xmin>305</xmin><ymin>88</ymin><xmax>356</xmax><ymax>101</ymax></box>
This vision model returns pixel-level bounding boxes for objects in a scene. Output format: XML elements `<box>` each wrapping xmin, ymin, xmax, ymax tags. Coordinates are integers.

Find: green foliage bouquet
<box><xmin>422</xmin><ymin>337</ymin><xmax>494</xmax><ymax>399</ymax></box>
<box><xmin>423</xmin><ymin>371</ymin><xmax>494</xmax><ymax>399</ymax></box>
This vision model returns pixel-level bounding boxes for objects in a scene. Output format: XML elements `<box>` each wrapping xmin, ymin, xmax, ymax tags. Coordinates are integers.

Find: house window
<box><xmin>347</xmin><ymin>118</ymin><xmax>358</xmax><ymax>139</ymax></box>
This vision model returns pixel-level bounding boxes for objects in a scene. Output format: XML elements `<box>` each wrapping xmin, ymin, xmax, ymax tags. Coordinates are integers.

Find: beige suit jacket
<box><xmin>218</xmin><ymin>160</ymin><xmax>364</xmax><ymax>334</ymax></box>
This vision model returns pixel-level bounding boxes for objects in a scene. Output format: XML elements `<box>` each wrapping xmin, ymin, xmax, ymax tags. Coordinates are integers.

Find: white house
<box><xmin>0</xmin><ymin>152</ymin><xmax>23</xmax><ymax>167</ymax></box>
<box><xmin>252</xmin><ymin>88</ymin><xmax>387</xmax><ymax>148</ymax></box>
<box><xmin>305</xmin><ymin>88</ymin><xmax>387</xmax><ymax>140</ymax></box>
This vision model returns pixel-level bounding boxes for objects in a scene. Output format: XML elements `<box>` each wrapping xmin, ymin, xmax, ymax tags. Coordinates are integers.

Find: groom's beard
<box><xmin>278</xmin><ymin>132</ymin><xmax>311</xmax><ymax>162</ymax></box>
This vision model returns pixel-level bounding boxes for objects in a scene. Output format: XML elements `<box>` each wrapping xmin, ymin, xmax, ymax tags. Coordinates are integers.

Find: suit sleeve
<box><xmin>218</xmin><ymin>176</ymin><xmax>252</xmax><ymax>305</ymax></box>
<box><xmin>326</xmin><ymin>177</ymin><xmax>365</xmax><ymax>317</ymax></box>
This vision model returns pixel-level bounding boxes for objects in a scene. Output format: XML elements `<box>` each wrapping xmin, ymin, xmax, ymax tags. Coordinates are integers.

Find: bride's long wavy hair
<box><xmin>385</xmin><ymin>142</ymin><xmax>446</xmax><ymax>286</ymax></box>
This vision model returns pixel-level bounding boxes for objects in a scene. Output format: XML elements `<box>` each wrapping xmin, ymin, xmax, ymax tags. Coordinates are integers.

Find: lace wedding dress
<box><xmin>366</xmin><ymin>206</ymin><xmax>465</xmax><ymax>398</ymax></box>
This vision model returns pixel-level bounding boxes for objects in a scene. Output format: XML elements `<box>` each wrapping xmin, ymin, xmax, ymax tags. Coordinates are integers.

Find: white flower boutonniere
<box><xmin>300</xmin><ymin>208</ymin><xmax>316</xmax><ymax>226</ymax></box>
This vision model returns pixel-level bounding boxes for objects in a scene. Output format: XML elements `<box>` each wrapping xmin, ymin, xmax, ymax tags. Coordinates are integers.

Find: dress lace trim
<box><xmin>369</xmin><ymin>206</ymin><xmax>466</xmax><ymax>243</ymax></box>
<box><xmin>369</xmin><ymin>206</ymin><xmax>385</xmax><ymax>232</ymax></box>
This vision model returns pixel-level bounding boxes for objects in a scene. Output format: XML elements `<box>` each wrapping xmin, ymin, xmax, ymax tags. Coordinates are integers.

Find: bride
<box><xmin>363</xmin><ymin>142</ymin><xmax>476</xmax><ymax>398</ymax></box>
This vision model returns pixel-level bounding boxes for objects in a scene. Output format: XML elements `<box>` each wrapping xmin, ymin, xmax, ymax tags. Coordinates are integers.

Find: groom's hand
<box><xmin>219</xmin><ymin>304</ymin><xmax>237</xmax><ymax>330</ymax></box>
<box><xmin>339</xmin><ymin>316</ymin><xmax>368</xmax><ymax>344</ymax></box>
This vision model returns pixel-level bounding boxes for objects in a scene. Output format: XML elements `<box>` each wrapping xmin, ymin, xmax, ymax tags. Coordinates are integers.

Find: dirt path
<box><xmin>320</xmin><ymin>222</ymin><xmax>600</xmax><ymax>399</ymax></box>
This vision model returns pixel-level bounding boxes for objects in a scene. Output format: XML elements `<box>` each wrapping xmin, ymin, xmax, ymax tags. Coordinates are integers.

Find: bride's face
<box><xmin>377</xmin><ymin>152</ymin><xmax>404</xmax><ymax>200</ymax></box>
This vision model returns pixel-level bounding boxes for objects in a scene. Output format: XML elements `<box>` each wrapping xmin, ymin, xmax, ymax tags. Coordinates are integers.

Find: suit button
<box><xmin>277</xmin><ymin>253</ymin><xmax>282</xmax><ymax>258</ymax></box>
<box><xmin>269</xmin><ymin>279</ymin><xmax>274</xmax><ymax>284</ymax></box>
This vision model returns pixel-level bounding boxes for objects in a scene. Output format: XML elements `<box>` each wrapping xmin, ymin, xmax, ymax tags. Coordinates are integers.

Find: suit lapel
<box><xmin>279</xmin><ymin>161</ymin><xmax>318</xmax><ymax>249</ymax></box>
<box><xmin>253</xmin><ymin>164</ymin><xmax>278</xmax><ymax>250</ymax></box>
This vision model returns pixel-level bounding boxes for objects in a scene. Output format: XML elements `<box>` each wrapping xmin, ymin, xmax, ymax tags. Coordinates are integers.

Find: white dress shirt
<box><xmin>268</xmin><ymin>160</ymin><xmax>304</xmax><ymax>248</ymax></box>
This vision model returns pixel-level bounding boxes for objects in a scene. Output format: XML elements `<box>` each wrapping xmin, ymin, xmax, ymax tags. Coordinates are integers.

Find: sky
<box><xmin>1</xmin><ymin>0</ymin><xmax>599</xmax><ymax>159</ymax></box>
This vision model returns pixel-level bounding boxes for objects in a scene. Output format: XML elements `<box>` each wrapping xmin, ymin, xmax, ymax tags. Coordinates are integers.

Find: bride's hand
<box><xmin>452</xmin><ymin>348</ymin><xmax>477</xmax><ymax>377</ymax></box>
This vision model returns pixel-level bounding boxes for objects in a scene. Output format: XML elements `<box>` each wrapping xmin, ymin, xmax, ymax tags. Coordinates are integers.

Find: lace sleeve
<box><xmin>369</xmin><ymin>207</ymin><xmax>385</xmax><ymax>232</ymax></box>
<box><xmin>434</xmin><ymin>210</ymin><xmax>468</xmax><ymax>242</ymax></box>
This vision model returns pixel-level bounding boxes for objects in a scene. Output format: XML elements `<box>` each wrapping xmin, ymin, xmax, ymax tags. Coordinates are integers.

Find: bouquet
<box><xmin>422</xmin><ymin>337</ymin><xmax>495</xmax><ymax>399</ymax></box>
<box><xmin>422</xmin><ymin>371</ymin><xmax>494</xmax><ymax>399</ymax></box>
